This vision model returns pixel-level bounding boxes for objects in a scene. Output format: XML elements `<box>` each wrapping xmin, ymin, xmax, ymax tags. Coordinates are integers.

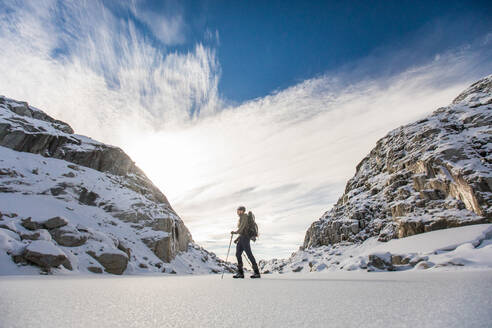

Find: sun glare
<box><xmin>125</xmin><ymin>129</ymin><xmax>211</xmax><ymax>200</ymax></box>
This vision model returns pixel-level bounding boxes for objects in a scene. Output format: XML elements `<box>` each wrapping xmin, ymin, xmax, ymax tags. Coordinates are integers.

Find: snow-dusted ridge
<box><xmin>261</xmin><ymin>75</ymin><xmax>492</xmax><ymax>273</ymax></box>
<box><xmin>0</xmin><ymin>96</ymin><xmax>234</xmax><ymax>275</ymax></box>
<box><xmin>261</xmin><ymin>224</ymin><xmax>492</xmax><ymax>273</ymax></box>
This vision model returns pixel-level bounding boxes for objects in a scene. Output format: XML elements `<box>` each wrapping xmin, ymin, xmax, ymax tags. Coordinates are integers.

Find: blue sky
<box><xmin>117</xmin><ymin>0</ymin><xmax>492</xmax><ymax>102</ymax></box>
<box><xmin>1</xmin><ymin>0</ymin><xmax>492</xmax><ymax>260</ymax></box>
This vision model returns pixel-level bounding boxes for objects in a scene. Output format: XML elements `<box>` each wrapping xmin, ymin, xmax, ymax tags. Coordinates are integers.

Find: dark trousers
<box><xmin>236</xmin><ymin>235</ymin><xmax>257</xmax><ymax>270</ymax></box>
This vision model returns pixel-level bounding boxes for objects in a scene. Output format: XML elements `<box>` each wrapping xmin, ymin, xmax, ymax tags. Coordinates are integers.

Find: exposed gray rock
<box><xmin>78</xmin><ymin>187</ymin><xmax>99</xmax><ymax>206</ymax></box>
<box><xmin>87</xmin><ymin>250</ymin><xmax>128</xmax><ymax>275</ymax></box>
<box><xmin>20</xmin><ymin>231</ymin><xmax>41</xmax><ymax>240</ymax></box>
<box><xmin>398</xmin><ymin>216</ymin><xmax>488</xmax><ymax>238</ymax></box>
<box><xmin>87</xmin><ymin>266</ymin><xmax>103</xmax><ymax>274</ymax></box>
<box><xmin>141</xmin><ymin>218</ymin><xmax>192</xmax><ymax>262</ymax></box>
<box><xmin>20</xmin><ymin>217</ymin><xmax>41</xmax><ymax>230</ymax></box>
<box><xmin>21</xmin><ymin>216</ymin><xmax>68</xmax><ymax>231</ymax></box>
<box><xmin>43</xmin><ymin>216</ymin><xmax>69</xmax><ymax>229</ymax></box>
<box><xmin>50</xmin><ymin>185</ymin><xmax>67</xmax><ymax>196</ymax></box>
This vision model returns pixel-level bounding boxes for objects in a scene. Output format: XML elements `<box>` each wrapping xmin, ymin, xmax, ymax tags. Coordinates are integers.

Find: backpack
<box><xmin>247</xmin><ymin>211</ymin><xmax>259</xmax><ymax>241</ymax></box>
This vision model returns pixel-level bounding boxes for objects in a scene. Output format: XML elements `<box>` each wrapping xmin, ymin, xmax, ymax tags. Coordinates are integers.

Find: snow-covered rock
<box><xmin>262</xmin><ymin>75</ymin><xmax>492</xmax><ymax>273</ymax></box>
<box><xmin>0</xmin><ymin>96</ymin><xmax>234</xmax><ymax>275</ymax></box>
<box><xmin>23</xmin><ymin>240</ymin><xmax>71</xmax><ymax>270</ymax></box>
<box><xmin>50</xmin><ymin>224</ymin><xmax>89</xmax><ymax>247</ymax></box>
<box><xmin>21</xmin><ymin>216</ymin><xmax>68</xmax><ymax>230</ymax></box>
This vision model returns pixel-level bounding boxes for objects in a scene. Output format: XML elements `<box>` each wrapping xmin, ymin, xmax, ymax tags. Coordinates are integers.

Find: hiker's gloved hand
<box><xmin>230</xmin><ymin>231</ymin><xmax>236</xmax><ymax>235</ymax></box>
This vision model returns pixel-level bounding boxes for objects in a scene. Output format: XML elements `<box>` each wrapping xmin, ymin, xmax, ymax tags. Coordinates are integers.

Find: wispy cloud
<box><xmin>130</xmin><ymin>0</ymin><xmax>187</xmax><ymax>45</ymax></box>
<box><xmin>0</xmin><ymin>0</ymin><xmax>221</xmax><ymax>143</ymax></box>
<box><xmin>0</xmin><ymin>0</ymin><xmax>491</xmax><ymax>260</ymax></box>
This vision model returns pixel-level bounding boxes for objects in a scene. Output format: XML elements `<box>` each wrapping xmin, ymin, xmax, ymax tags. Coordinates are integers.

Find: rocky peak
<box><xmin>452</xmin><ymin>74</ymin><xmax>492</xmax><ymax>107</ymax></box>
<box><xmin>303</xmin><ymin>75</ymin><xmax>492</xmax><ymax>249</ymax></box>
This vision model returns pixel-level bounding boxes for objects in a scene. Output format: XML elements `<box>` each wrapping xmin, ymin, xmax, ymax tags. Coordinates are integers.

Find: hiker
<box><xmin>231</xmin><ymin>206</ymin><xmax>260</xmax><ymax>279</ymax></box>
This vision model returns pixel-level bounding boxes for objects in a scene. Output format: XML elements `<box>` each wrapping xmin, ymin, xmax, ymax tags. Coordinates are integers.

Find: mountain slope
<box><xmin>260</xmin><ymin>75</ymin><xmax>492</xmax><ymax>273</ymax></box>
<box><xmin>0</xmin><ymin>96</ymin><xmax>233</xmax><ymax>275</ymax></box>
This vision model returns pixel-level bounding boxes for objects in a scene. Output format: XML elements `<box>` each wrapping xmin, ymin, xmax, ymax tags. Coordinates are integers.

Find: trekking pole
<box><xmin>221</xmin><ymin>233</ymin><xmax>234</xmax><ymax>279</ymax></box>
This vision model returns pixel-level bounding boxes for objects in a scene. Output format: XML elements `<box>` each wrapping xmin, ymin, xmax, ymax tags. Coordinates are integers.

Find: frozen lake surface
<box><xmin>1</xmin><ymin>270</ymin><xmax>492</xmax><ymax>328</ymax></box>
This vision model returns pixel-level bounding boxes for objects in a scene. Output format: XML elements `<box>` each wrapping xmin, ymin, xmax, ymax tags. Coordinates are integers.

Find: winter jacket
<box><xmin>236</xmin><ymin>213</ymin><xmax>250</xmax><ymax>236</ymax></box>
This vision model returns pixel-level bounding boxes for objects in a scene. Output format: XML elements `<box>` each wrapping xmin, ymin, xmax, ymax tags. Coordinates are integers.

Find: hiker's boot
<box><xmin>233</xmin><ymin>267</ymin><xmax>244</xmax><ymax>279</ymax></box>
<box><xmin>250</xmin><ymin>264</ymin><xmax>261</xmax><ymax>279</ymax></box>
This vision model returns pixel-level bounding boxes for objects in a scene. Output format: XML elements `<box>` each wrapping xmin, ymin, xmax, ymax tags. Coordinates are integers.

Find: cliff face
<box><xmin>303</xmin><ymin>75</ymin><xmax>492</xmax><ymax>249</ymax></box>
<box><xmin>0</xmin><ymin>96</ymin><xmax>232</xmax><ymax>275</ymax></box>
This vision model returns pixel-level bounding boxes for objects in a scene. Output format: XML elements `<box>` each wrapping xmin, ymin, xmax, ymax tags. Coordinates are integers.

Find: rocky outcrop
<box><xmin>303</xmin><ymin>75</ymin><xmax>492</xmax><ymax>249</ymax></box>
<box><xmin>0</xmin><ymin>95</ymin><xmax>234</xmax><ymax>275</ymax></box>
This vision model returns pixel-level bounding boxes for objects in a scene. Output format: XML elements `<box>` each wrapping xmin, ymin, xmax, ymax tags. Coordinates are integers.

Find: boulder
<box><xmin>23</xmin><ymin>240</ymin><xmax>72</xmax><ymax>270</ymax></box>
<box><xmin>78</xmin><ymin>187</ymin><xmax>99</xmax><ymax>206</ymax></box>
<box><xmin>50</xmin><ymin>225</ymin><xmax>88</xmax><ymax>247</ymax></box>
<box><xmin>21</xmin><ymin>216</ymin><xmax>68</xmax><ymax>231</ymax></box>
<box><xmin>43</xmin><ymin>216</ymin><xmax>69</xmax><ymax>229</ymax></box>
<box><xmin>87</xmin><ymin>250</ymin><xmax>128</xmax><ymax>275</ymax></box>
<box><xmin>368</xmin><ymin>252</ymin><xmax>394</xmax><ymax>271</ymax></box>
<box><xmin>20</xmin><ymin>229</ymin><xmax>51</xmax><ymax>241</ymax></box>
<box><xmin>21</xmin><ymin>217</ymin><xmax>43</xmax><ymax>231</ymax></box>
